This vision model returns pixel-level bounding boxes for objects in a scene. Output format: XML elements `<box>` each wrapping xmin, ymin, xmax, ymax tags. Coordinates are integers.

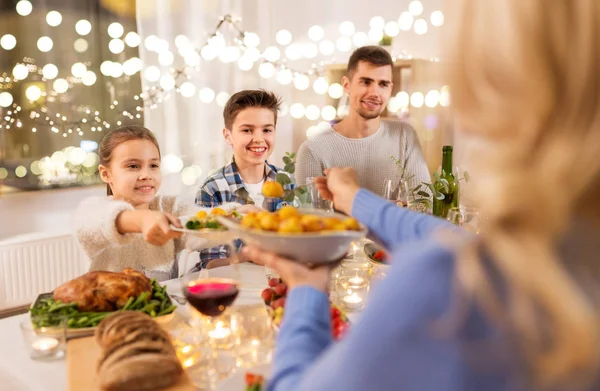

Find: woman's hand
<box><xmin>117</xmin><ymin>210</ymin><xmax>183</xmax><ymax>246</ymax></box>
<box><xmin>315</xmin><ymin>167</ymin><xmax>361</xmax><ymax>215</ymax></box>
<box><xmin>242</xmin><ymin>245</ymin><xmax>331</xmax><ymax>293</ymax></box>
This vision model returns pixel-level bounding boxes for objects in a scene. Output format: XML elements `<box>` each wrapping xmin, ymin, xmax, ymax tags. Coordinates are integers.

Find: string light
<box><xmin>15</xmin><ymin>1</ymin><xmax>32</xmax><ymax>16</ymax></box>
<box><xmin>1</xmin><ymin>34</ymin><xmax>17</xmax><ymax>50</ymax></box>
<box><xmin>75</xmin><ymin>19</ymin><xmax>92</xmax><ymax>35</ymax></box>
<box><xmin>430</xmin><ymin>11</ymin><xmax>445</xmax><ymax>27</ymax></box>
<box><xmin>46</xmin><ymin>11</ymin><xmax>62</xmax><ymax>27</ymax></box>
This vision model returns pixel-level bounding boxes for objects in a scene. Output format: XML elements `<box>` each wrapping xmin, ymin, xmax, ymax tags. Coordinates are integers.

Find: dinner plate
<box><xmin>30</xmin><ymin>292</ymin><xmax>176</xmax><ymax>338</ymax></box>
<box><xmin>216</xmin><ymin>363</ymin><xmax>271</xmax><ymax>391</ymax></box>
<box><xmin>364</xmin><ymin>242</ymin><xmax>390</xmax><ymax>269</ymax></box>
<box><xmin>216</xmin><ymin>209</ymin><xmax>367</xmax><ymax>265</ymax></box>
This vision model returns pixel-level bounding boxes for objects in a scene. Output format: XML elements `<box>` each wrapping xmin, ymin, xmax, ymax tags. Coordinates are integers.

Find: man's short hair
<box><xmin>347</xmin><ymin>46</ymin><xmax>394</xmax><ymax>79</ymax></box>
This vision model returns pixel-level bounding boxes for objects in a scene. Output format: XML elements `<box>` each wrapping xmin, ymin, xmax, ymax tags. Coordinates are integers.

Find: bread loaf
<box><xmin>95</xmin><ymin>312</ymin><xmax>182</xmax><ymax>391</ymax></box>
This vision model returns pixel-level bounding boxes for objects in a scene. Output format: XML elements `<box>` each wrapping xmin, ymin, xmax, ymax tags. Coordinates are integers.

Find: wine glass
<box><xmin>446</xmin><ymin>206</ymin><xmax>481</xmax><ymax>234</ymax></box>
<box><xmin>179</xmin><ymin>233</ymin><xmax>241</xmax><ymax>388</ymax></box>
<box><xmin>306</xmin><ymin>176</ymin><xmax>333</xmax><ymax>211</ymax></box>
<box><xmin>382</xmin><ymin>179</ymin><xmax>408</xmax><ymax>207</ymax></box>
<box><xmin>180</xmin><ymin>234</ymin><xmax>241</xmax><ymax>318</ymax></box>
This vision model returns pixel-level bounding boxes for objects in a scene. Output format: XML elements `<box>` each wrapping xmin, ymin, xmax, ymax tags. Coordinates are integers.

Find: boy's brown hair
<box><xmin>346</xmin><ymin>45</ymin><xmax>394</xmax><ymax>79</ymax></box>
<box><xmin>223</xmin><ymin>90</ymin><xmax>282</xmax><ymax>129</ymax></box>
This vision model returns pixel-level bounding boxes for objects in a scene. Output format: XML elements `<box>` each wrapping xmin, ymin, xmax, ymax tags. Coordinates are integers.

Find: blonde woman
<box><xmin>242</xmin><ymin>1</ymin><xmax>600</xmax><ymax>390</ymax></box>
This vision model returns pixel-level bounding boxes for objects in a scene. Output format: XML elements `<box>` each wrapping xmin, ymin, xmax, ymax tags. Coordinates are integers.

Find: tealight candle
<box><xmin>348</xmin><ymin>276</ymin><xmax>364</xmax><ymax>285</ymax></box>
<box><xmin>342</xmin><ymin>293</ymin><xmax>363</xmax><ymax>310</ymax></box>
<box><xmin>209</xmin><ymin>321</ymin><xmax>232</xmax><ymax>340</ymax></box>
<box><xmin>32</xmin><ymin>337</ymin><xmax>59</xmax><ymax>354</ymax></box>
<box><xmin>31</xmin><ymin>337</ymin><xmax>58</xmax><ymax>358</ymax></box>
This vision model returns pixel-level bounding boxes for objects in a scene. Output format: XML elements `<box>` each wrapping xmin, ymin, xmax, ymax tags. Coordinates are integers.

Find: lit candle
<box><xmin>32</xmin><ymin>337</ymin><xmax>59</xmax><ymax>354</ymax></box>
<box><xmin>348</xmin><ymin>276</ymin><xmax>364</xmax><ymax>285</ymax></box>
<box><xmin>342</xmin><ymin>293</ymin><xmax>363</xmax><ymax>310</ymax></box>
<box><xmin>209</xmin><ymin>321</ymin><xmax>231</xmax><ymax>340</ymax></box>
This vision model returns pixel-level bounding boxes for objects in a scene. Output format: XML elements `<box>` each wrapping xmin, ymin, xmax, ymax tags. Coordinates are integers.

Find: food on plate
<box><xmin>96</xmin><ymin>312</ymin><xmax>183</xmax><ymax>391</ymax></box>
<box><xmin>239</xmin><ymin>208</ymin><xmax>361</xmax><ymax>234</ymax></box>
<box><xmin>261</xmin><ymin>181</ymin><xmax>284</xmax><ymax>198</ymax></box>
<box><xmin>261</xmin><ymin>278</ymin><xmax>350</xmax><ymax>340</ymax></box>
<box><xmin>373</xmin><ymin>250</ymin><xmax>388</xmax><ymax>263</ymax></box>
<box><xmin>245</xmin><ymin>372</ymin><xmax>265</xmax><ymax>391</ymax></box>
<box><xmin>30</xmin><ymin>270</ymin><xmax>176</xmax><ymax>329</ymax></box>
<box><xmin>185</xmin><ymin>209</ymin><xmax>240</xmax><ymax>230</ymax></box>
<box><xmin>53</xmin><ymin>268</ymin><xmax>151</xmax><ymax>311</ymax></box>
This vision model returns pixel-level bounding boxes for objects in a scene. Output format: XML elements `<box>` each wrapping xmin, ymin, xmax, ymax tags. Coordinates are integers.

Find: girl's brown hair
<box><xmin>98</xmin><ymin>125</ymin><xmax>161</xmax><ymax>196</ymax></box>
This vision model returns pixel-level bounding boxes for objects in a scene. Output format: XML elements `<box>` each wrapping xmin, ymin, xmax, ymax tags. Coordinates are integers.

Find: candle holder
<box><xmin>169</xmin><ymin>325</ymin><xmax>218</xmax><ymax>389</ymax></box>
<box><xmin>339</xmin><ymin>261</ymin><xmax>372</xmax><ymax>285</ymax></box>
<box><xmin>335</xmin><ymin>262</ymin><xmax>372</xmax><ymax>312</ymax></box>
<box><xmin>230</xmin><ymin>304</ymin><xmax>275</xmax><ymax>368</ymax></box>
<box><xmin>207</xmin><ymin>315</ymin><xmax>235</xmax><ymax>350</ymax></box>
<box><xmin>19</xmin><ymin>315</ymin><xmax>67</xmax><ymax>361</ymax></box>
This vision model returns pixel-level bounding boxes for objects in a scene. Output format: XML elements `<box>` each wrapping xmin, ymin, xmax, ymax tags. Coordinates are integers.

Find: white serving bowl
<box><xmin>217</xmin><ymin>210</ymin><xmax>367</xmax><ymax>265</ymax></box>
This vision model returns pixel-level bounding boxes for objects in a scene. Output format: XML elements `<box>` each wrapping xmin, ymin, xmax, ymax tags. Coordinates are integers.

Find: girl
<box><xmin>74</xmin><ymin>125</ymin><xmax>188</xmax><ymax>281</ymax></box>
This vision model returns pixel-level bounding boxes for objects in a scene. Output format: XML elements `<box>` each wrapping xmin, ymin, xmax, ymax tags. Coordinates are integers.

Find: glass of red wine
<box><xmin>180</xmin><ymin>233</ymin><xmax>242</xmax><ymax>316</ymax></box>
<box><xmin>178</xmin><ymin>233</ymin><xmax>242</xmax><ymax>388</ymax></box>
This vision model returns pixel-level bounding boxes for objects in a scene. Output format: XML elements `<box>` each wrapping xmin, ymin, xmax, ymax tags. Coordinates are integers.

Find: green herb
<box><xmin>379</xmin><ymin>35</ymin><xmax>393</xmax><ymax>46</ymax></box>
<box><xmin>275</xmin><ymin>152</ymin><xmax>311</xmax><ymax>205</ymax></box>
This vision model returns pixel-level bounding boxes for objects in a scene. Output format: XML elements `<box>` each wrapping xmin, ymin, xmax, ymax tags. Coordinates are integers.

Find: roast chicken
<box><xmin>53</xmin><ymin>268</ymin><xmax>152</xmax><ymax>312</ymax></box>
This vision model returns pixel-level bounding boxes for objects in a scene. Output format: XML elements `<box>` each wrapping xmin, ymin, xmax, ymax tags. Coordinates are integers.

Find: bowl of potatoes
<box><xmin>216</xmin><ymin>206</ymin><xmax>367</xmax><ymax>265</ymax></box>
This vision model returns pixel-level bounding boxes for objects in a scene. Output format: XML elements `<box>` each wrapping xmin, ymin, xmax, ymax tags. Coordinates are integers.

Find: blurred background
<box><xmin>0</xmin><ymin>0</ymin><xmax>457</xmax><ymax>238</ymax></box>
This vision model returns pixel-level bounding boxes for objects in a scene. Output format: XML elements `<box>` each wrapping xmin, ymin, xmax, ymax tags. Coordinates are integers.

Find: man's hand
<box><xmin>315</xmin><ymin>167</ymin><xmax>361</xmax><ymax>215</ymax></box>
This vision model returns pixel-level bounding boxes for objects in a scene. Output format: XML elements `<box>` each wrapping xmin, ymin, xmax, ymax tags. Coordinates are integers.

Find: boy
<box><xmin>194</xmin><ymin>89</ymin><xmax>289</xmax><ymax>269</ymax></box>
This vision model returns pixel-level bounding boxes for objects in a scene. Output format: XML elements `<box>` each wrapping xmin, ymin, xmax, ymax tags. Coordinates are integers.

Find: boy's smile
<box><xmin>247</xmin><ymin>144</ymin><xmax>268</xmax><ymax>157</ymax></box>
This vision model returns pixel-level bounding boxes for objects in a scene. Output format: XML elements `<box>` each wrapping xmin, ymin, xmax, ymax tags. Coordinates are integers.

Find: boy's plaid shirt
<box><xmin>192</xmin><ymin>159</ymin><xmax>292</xmax><ymax>271</ymax></box>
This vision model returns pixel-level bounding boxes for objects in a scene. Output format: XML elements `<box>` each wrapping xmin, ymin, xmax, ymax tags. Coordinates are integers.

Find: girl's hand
<box><xmin>117</xmin><ymin>210</ymin><xmax>182</xmax><ymax>246</ymax></box>
<box><xmin>315</xmin><ymin>167</ymin><xmax>361</xmax><ymax>215</ymax></box>
<box><xmin>139</xmin><ymin>211</ymin><xmax>183</xmax><ymax>246</ymax></box>
<box><xmin>242</xmin><ymin>245</ymin><xmax>331</xmax><ymax>293</ymax></box>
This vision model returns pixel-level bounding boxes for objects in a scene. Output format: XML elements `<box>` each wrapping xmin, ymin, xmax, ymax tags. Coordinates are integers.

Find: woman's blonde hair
<box><xmin>445</xmin><ymin>0</ymin><xmax>600</xmax><ymax>389</ymax></box>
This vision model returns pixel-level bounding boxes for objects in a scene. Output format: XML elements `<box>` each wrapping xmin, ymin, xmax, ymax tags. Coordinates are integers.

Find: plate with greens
<box><xmin>173</xmin><ymin>208</ymin><xmax>241</xmax><ymax>240</ymax></box>
<box><xmin>29</xmin><ymin>279</ymin><xmax>177</xmax><ymax>338</ymax></box>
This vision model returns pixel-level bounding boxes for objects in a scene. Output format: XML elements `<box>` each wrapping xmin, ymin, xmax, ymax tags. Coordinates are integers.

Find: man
<box><xmin>295</xmin><ymin>46</ymin><xmax>431</xmax><ymax>196</ymax></box>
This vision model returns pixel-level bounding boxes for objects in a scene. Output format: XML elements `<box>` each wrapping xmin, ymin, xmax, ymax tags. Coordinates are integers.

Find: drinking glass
<box><xmin>382</xmin><ymin>179</ymin><xmax>408</xmax><ymax>207</ymax></box>
<box><xmin>230</xmin><ymin>304</ymin><xmax>275</xmax><ymax>368</ymax></box>
<box><xmin>179</xmin><ymin>234</ymin><xmax>241</xmax><ymax>389</ymax></box>
<box><xmin>334</xmin><ymin>262</ymin><xmax>371</xmax><ymax>312</ymax></box>
<box><xmin>20</xmin><ymin>315</ymin><xmax>67</xmax><ymax>361</ymax></box>
<box><xmin>305</xmin><ymin>177</ymin><xmax>333</xmax><ymax>211</ymax></box>
<box><xmin>447</xmin><ymin>206</ymin><xmax>481</xmax><ymax>234</ymax></box>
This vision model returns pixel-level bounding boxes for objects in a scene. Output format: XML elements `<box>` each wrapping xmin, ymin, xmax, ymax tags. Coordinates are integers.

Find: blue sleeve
<box><xmin>267</xmin><ymin>286</ymin><xmax>332</xmax><ymax>391</ymax></box>
<box><xmin>352</xmin><ymin>188</ymin><xmax>453</xmax><ymax>249</ymax></box>
<box><xmin>268</xmin><ymin>242</ymin><xmax>483</xmax><ymax>391</ymax></box>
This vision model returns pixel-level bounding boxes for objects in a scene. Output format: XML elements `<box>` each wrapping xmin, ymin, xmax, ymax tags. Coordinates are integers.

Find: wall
<box><xmin>0</xmin><ymin>185</ymin><xmax>104</xmax><ymax>240</ymax></box>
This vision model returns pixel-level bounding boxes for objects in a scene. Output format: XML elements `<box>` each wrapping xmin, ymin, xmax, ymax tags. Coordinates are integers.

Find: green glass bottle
<box><xmin>433</xmin><ymin>145</ymin><xmax>459</xmax><ymax>218</ymax></box>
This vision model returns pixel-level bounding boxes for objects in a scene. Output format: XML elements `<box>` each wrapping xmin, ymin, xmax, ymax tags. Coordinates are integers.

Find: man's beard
<box><xmin>356</xmin><ymin>106</ymin><xmax>382</xmax><ymax>120</ymax></box>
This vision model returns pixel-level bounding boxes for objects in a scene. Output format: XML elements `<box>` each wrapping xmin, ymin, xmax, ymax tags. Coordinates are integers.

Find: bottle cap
<box><xmin>442</xmin><ymin>145</ymin><xmax>453</xmax><ymax>152</ymax></box>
